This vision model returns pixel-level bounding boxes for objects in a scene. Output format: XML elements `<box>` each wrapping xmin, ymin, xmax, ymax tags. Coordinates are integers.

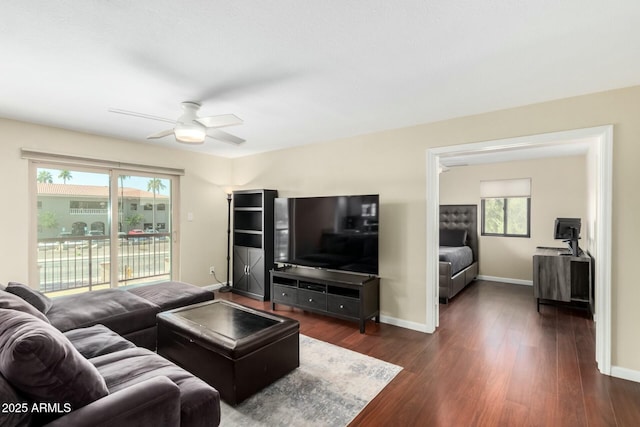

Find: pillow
<box><xmin>0</xmin><ymin>309</ymin><xmax>109</xmax><ymax>418</ymax></box>
<box><xmin>0</xmin><ymin>289</ymin><xmax>50</xmax><ymax>323</ymax></box>
<box><xmin>6</xmin><ymin>282</ymin><xmax>53</xmax><ymax>314</ymax></box>
<box><xmin>440</xmin><ymin>229</ymin><xmax>468</xmax><ymax>247</ymax></box>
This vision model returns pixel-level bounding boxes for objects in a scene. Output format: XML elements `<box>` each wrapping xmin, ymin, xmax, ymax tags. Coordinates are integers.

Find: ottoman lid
<box><xmin>158</xmin><ymin>300</ymin><xmax>299</xmax><ymax>359</ymax></box>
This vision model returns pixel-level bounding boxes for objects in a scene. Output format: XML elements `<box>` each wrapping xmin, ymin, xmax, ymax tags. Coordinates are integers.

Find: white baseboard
<box><xmin>379</xmin><ymin>314</ymin><xmax>431</xmax><ymax>333</ymax></box>
<box><xmin>611</xmin><ymin>365</ymin><xmax>640</xmax><ymax>383</ymax></box>
<box><xmin>477</xmin><ymin>275</ymin><xmax>533</xmax><ymax>287</ymax></box>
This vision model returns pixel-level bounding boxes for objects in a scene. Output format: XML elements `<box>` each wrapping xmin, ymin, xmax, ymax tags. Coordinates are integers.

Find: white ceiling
<box><xmin>1</xmin><ymin>1</ymin><xmax>639</xmax><ymax>159</ymax></box>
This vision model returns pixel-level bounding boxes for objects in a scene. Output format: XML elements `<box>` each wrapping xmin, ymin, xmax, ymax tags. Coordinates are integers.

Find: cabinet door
<box><xmin>247</xmin><ymin>247</ymin><xmax>265</xmax><ymax>296</ymax></box>
<box><xmin>233</xmin><ymin>246</ymin><xmax>249</xmax><ymax>291</ymax></box>
<box><xmin>533</xmin><ymin>255</ymin><xmax>571</xmax><ymax>301</ymax></box>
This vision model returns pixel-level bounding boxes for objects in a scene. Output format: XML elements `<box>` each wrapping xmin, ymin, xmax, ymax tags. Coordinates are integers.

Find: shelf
<box><xmin>233</xmin><ymin>193</ymin><xmax>263</xmax><ymax>208</ymax></box>
<box><xmin>234</xmin><ymin>209</ymin><xmax>263</xmax><ymax>232</ymax></box>
<box><xmin>234</xmin><ymin>232</ymin><xmax>262</xmax><ymax>248</ymax></box>
<box><xmin>235</xmin><ymin>207</ymin><xmax>263</xmax><ymax>212</ymax></box>
<box><xmin>235</xmin><ymin>229</ymin><xmax>263</xmax><ymax>235</ymax></box>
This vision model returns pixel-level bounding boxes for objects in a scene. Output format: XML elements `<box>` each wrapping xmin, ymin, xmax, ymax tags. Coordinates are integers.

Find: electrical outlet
<box><xmin>209</xmin><ymin>266</ymin><xmax>215</xmax><ymax>275</ymax></box>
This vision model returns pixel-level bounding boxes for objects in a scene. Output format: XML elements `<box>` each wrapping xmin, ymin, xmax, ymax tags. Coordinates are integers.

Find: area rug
<box><xmin>220</xmin><ymin>334</ymin><xmax>402</xmax><ymax>427</ymax></box>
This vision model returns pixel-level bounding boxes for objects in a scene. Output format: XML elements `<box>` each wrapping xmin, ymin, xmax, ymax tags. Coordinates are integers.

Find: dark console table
<box><xmin>533</xmin><ymin>247</ymin><xmax>593</xmax><ymax>314</ymax></box>
<box><xmin>271</xmin><ymin>266</ymin><xmax>380</xmax><ymax>333</ymax></box>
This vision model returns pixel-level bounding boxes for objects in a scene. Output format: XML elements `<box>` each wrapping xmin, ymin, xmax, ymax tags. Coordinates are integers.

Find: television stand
<box><xmin>270</xmin><ymin>266</ymin><xmax>380</xmax><ymax>333</ymax></box>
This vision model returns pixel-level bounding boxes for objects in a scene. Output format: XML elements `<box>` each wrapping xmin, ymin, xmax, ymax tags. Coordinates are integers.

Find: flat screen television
<box><xmin>274</xmin><ymin>195</ymin><xmax>379</xmax><ymax>275</ymax></box>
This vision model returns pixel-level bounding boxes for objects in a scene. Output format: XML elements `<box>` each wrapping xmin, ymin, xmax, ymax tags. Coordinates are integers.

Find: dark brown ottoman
<box><xmin>157</xmin><ymin>299</ymin><xmax>299</xmax><ymax>405</ymax></box>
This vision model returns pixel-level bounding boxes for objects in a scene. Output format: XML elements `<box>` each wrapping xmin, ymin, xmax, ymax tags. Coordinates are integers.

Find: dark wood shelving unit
<box><xmin>232</xmin><ymin>189</ymin><xmax>277</xmax><ymax>301</ymax></box>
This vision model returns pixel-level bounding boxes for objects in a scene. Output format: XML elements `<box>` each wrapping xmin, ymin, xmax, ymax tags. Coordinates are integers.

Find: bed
<box><xmin>439</xmin><ymin>205</ymin><xmax>479</xmax><ymax>303</ymax></box>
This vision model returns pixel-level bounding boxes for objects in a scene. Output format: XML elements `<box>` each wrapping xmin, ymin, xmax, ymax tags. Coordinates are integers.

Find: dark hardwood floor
<box><xmin>216</xmin><ymin>280</ymin><xmax>640</xmax><ymax>426</ymax></box>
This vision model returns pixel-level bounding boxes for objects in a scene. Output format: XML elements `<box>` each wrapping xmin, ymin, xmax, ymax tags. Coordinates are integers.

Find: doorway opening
<box><xmin>426</xmin><ymin>125</ymin><xmax>612</xmax><ymax>374</ymax></box>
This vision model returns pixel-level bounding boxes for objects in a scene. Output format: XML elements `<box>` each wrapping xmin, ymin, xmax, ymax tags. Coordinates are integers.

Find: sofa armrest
<box><xmin>44</xmin><ymin>376</ymin><xmax>180</xmax><ymax>427</ymax></box>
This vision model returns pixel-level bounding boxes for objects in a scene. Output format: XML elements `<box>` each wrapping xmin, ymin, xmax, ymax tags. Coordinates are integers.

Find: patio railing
<box><xmin>37</xmin><ymin>233</ymin><xmax>171</xmax><ymax>293</ymax></box>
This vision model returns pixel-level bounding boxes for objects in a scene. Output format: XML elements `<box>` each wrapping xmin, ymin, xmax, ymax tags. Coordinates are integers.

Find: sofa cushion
<box><xmin>91</xmin><ymin>347</ymin><xmax>220</xmax><ymax>427</ymax></box>
<box><xmin>127</xmin><ymin>281</ymin><xmax>215</xmax><ymax>312</ymax></box>
<box><xmin>0</xmin><ymin>289</ymin><xmax>50</xmax><ymax>323</ymax></box>
<box><xmin>46</xmin><ymin>288</ymin><xmax>159</xmax><ymax>335</ymax></box>
<box><xmin>64</xmin><ymin>324</ymin><xmax>137</xmax><ymax>359</ymax></box>
<box><xmin>0</xmin><ymin>309</ymin><xmax>109</xmax><ymax>418</ymax></box>
<box><xmin>0</xmin><ymin>372</ymin><xmax>31</xmax><ymax>427</ymax></box>
<box><xmin>6</xmin><ymin>282</ymin><xmax>53</xmax><ymax>314</ymax></box>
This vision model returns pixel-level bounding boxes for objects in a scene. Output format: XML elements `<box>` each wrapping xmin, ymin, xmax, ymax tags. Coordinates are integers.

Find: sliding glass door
<box><xmin>116</xmin><ymin>173</ymin><xmax>172</xmax><ymax>288</ymax></box>
<box><xmin>35</xmin><ymin>166</ymin><xmax>174</xmax><ymax>295</ymax></box>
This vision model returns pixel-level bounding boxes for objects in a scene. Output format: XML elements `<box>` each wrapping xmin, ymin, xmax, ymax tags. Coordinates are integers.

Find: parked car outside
<box><xmin>128</xmin><ymin>229</ymin><xmax>147</xmax><ymax>243</ymax></box>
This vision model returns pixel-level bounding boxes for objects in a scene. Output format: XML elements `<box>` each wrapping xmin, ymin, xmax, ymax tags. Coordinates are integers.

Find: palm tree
<box><xmin>147</xmin><ymin>178</ymin><xmax>166</xmax><ymax>231</ymax></box>
<box><xmin>37</xmin><ymin>170</ymin><xmax>53</xmax><ymax>183</ymax></box>
<box><xmin>58</xmin><ymin>170</ymin><xmax>73</xmax><ymax>184</ymax></box>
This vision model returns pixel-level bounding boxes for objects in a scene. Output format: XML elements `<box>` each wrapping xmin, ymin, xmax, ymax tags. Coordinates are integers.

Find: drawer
<box><xmin>273</xmin><ymin>284</ymin><xmax>297</xmax><ymax>305</ymax></box>
<box><xmin>327</xmin><ymin>295</ymin><xmax>359</xmax><ymax>318</ymax></box>
<box><xmin>297</xmin><ymin>289</ymin><xmax>327</xmax><ymax>311</ymax></box>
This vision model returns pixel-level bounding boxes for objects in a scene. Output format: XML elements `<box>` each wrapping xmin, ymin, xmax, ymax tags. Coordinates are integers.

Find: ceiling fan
<box><xmin>109</xmin><ymin>102</ymin><xmax>245</xmax><ymax>145</ymax></box>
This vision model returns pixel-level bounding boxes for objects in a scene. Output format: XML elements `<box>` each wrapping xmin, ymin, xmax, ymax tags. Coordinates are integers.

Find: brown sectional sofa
<box><xmin>0</xmin><ymin>281</ymin><xmax>220</xmax><ymax>427</ymax></box>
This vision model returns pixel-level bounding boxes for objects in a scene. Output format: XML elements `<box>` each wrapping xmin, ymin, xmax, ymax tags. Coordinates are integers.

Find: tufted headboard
<box><xmin>439</xmin><ymin>205</ymin><xmax>478</xmax><ymax>262</ymax></box>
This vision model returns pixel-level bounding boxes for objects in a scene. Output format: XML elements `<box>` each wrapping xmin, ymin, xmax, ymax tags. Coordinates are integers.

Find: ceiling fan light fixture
<box><xmin>174</xmin><ymin>124</ymin><xmax>206</xmax><ymax>144</ymax></box>
<box><xmin>111</xmin><ymin>101</ymin><xmax>245</xmax><ymax>145</ymax></box>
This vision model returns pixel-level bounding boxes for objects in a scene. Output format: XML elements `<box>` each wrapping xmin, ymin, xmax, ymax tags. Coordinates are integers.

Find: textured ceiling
<box><xmin>1</xmin><ymin>1</ymin><xmax>639</xmax><ymax>158</ymax></box>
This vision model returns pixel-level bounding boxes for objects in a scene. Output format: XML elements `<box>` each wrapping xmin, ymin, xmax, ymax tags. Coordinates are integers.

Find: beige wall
<box><xmin>439</xmin><ymin>156</ymin><xmax>588</xmax><ymax>281</ymax></box>
<box><xmin>0</xmin><ymin>118</ymin><xmax>232</xmax><ymax>288</ymax></box>
<box><xmin>1</xmin><ymin>85</ymin><xmax>639</xmax><ymax>373</ymax></box>
<box><xmin>232</xmin><ymin>85</ymin><xmax>640</xmax><ymax>372</ymax></box>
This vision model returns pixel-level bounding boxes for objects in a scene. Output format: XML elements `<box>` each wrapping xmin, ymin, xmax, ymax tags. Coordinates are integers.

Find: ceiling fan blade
<box><xmin>147</xmin><ymin>129</ymin><xmax>175</xmax><ymax>139</ymax></box>
<box><xmin>196</xmin><ymin>114</ymin><xmax>243</xmax><ymax>129</ymax></box>
<box><xmin>206</xmin><ymin>128</ymin><xmax>245</xmax><ymax>145</ymax></box>
<box><xmin>109</xmin><ymin>108</ymin><xmax>176</xmax><ymax>125</ymax></box>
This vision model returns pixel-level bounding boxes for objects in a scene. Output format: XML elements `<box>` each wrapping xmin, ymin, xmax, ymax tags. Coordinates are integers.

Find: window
<box><xmin>31</xmin><ymin>160</ymin><xmax>178</xmax><ymax>295</ymax></box>
<box><xmin>482</xmin><ymin>198</ymin><xmax>530</xmax><ymax>237</ymax></box>
<box><xmin>480</xmin><ymin>178</ymin><xmax>531</xmax><ymax>238</ymax></box>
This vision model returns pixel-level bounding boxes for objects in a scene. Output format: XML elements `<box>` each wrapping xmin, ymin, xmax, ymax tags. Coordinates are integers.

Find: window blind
<box><xmin>480</xmin><ymin>178</ymin><xmax>531</xmax><ymax>198</ymax></box>
<box><xmin>21</xmin><ymin>148</ymin><xmax>185</xmax><ymax>176</ymax></box>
